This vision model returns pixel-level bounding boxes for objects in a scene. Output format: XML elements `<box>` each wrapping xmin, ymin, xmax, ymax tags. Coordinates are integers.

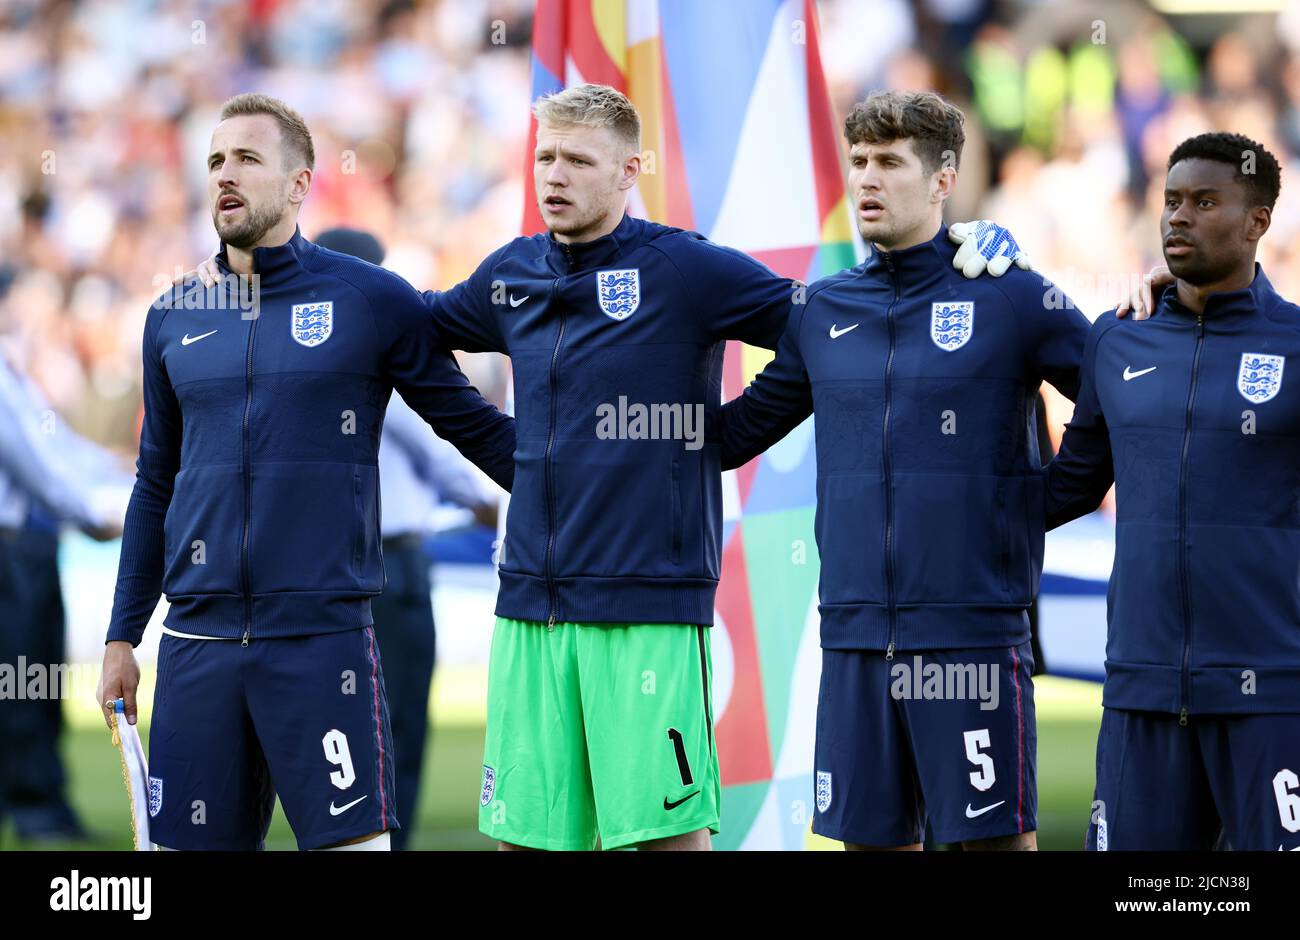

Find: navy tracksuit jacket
<box><xmin>720</xmin><ymin>225</ymin><xmax>1091</xmax><ymax>652</ymax></box>
<box><xmin>422</xmin><ymin>213</ymin><xmax>796</xmax><ymax>627</ymax></box>
<box><xmin>107</xmin><ymin>230</ymin><xmax>516</xmax><ymax>646</ymax></box>
<box><xmin>1046</xmin><ymin>268</ymin><xmax>1300</xmax><ymax>715</ymax></box>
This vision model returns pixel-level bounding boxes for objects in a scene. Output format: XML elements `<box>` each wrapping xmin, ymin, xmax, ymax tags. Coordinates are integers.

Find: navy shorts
<box><xmin>1086</xmin><ymin>708</ymin><xmax>1300</xmax><ymax>851</ymax></box>
<box><xmin>147</xmin><ymin>627</ymin><xmax>398</xmax><ymax>850</ymax></box>
<box><xmin>812</xmin><ymin>642</ymin><xmax>1036</xmax><ymax>847</ymax></box>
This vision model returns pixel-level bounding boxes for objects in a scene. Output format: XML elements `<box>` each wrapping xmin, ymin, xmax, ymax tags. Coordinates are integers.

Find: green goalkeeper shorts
<box><xmin>479</xmin><ymin>617</ymin><xmax>720</xmax><ymax>850</ymax></box>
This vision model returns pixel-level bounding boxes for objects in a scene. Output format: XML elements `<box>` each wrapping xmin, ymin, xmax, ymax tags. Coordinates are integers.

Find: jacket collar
<box><xmin>545</xmin><ymin>213</ymin><xmax>643</xmax><ymax>274</ymax></box>
<box><xmin>216</xmin><ymin>227</ymin><xmax>314</xmax><ymax>284</ymax></box>
<box><xmin>863</xmin><ymin>223</ymin><xmax>954</xmax><ymax>288</ymax></box>
<box><xmin>1156</xmin><ymin>264</ymin><xmax>1278</xmax><ymax>323</ymax></box>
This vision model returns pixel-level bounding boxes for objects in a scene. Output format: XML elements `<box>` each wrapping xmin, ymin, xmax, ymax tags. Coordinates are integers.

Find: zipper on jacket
<box><xmin>1176</xmin><ymin>313</ymin><xmax>1205</xmax><ymax>723</ymax></box>
<box><xmin>882</xmin><ymin>251</ymin><xmax>900</xmax><ymax>660</ymax></box>
<box><xmin>543</xmin><ymin>263</ymin><xmax>568</xmax><ymax>631</ymax></box>
<box><xmin>238</xmin><ymin>257</ymin><xmax>260</xmax><ymax>644</ymax></box>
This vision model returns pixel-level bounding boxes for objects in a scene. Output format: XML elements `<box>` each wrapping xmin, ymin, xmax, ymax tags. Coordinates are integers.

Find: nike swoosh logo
<box><xmin>181</xmin><ymin>330</ymin><xmax>218</xmax><ymax>346</ymax></box>
<box><xmin>829</xmin><ymin>323</ymin><xmax>859</xmax><ymax>339</ymax></box>
<box><xmin>965</xmin><ymin>800</ymin><xmax>1005</xmax><ymax>819</ymax></box>
<box><xmin>663</xmin><ymin>791</ymin><xmax>701</xmax><ymax>811</ymax></box>
<box><xmin>1123</xmin><ymin>365</ymin><xmax>1157</xmax><ymax>381</ymax></box>
<box><xmin>1280</xmin><ymin>844</ymin><xmax>1300</xmax><ymax>851</ymax></box>
<box><xmin>329</xmin><ymin>795</ymin><xmax>368</xmax><ymax>816</ymax></box>
<box><xmin>509</xmin><ymin>294</ymin><xmax>529</xmax><ymax>308</ymax></box>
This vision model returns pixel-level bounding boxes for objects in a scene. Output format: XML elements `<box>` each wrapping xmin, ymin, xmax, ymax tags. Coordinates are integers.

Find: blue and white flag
<box><xmin>109</xmin><ymin>698</ymin><xmax>155</xmax><ymax>851</ymax></box>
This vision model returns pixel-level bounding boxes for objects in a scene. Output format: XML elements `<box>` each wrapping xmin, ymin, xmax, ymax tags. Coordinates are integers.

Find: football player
<box><xmin>718</xmin><ymin>91</ymin><xmax>1089</xmax><ymax>850</ymax></box>
<box><xmin>1047</xmin><ymin>133</ymin><xmax>1300</xmax><ymax>850</ymax></box>
<box><xmin>98</xmin><ymin>94</ymin><xmax>516</xmax><ymax>851</ymax></box>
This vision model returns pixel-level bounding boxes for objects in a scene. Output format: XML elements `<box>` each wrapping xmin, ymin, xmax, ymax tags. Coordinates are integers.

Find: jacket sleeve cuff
<box><xmin>105</xmin><ymin>623</ymin><xmax>144</xmax><ymax>647</ymax></box>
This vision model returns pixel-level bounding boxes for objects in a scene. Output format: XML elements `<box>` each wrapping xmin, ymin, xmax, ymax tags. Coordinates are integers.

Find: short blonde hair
<box><xmin>219</xmin><ymin>92</ymin><xmax>316</xmax><ymax>171</ymax></box>
<box><xmin>533</xmin><ymin>84</ymin><xmax>641</xmax><ymax>153</ymax></box>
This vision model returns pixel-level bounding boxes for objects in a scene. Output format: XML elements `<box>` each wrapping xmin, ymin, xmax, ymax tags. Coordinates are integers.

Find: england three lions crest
<box><xmin>816</xmin><ymin>771</ymin><xmax>832</xmax><ymax>813</ymax></box>
<box><xmin>931</xmin><ymin>301</ymin><xmax>974</xmax><ymax>351</ymax></box>
<box><xmin>148</xmin><ymin>776</ymin><xmax>163</xmax><ymax>818</ymax></box>
<box><xmin>291</xmin><ymin>301</ymin><xmax>333</xmax><ymax>347</ymax></box>
<box><xmin>1238</xmin><ymin>352</ymin><xmax>1285</xmax><ymax>403</ymax></box>
<box><xmin>597</xmin><ymin>269</ymin><xmax>640</xmax><ymax>321</ymax></box>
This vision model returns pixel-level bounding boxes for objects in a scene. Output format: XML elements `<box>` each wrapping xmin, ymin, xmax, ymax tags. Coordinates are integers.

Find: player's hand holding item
<box><xmin>97</xmin><ymin>641</ymin><xmax>140</xmax><ymax>729</ymax></box>
<box><xmin>106</xmin><ymin>698</ymin><xmax>155</xmax><ymax>850</ymax></box>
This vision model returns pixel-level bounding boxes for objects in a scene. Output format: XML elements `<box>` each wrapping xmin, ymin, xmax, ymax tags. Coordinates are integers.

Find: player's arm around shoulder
<box><xmin>947</xmin><ymin>219</ymin><xmax>1034</xmax><ymax>278</ymax></box>
<box><xmin>651</xmin><ymin>231</ymin><xmax>801</xmax><ymax>350</ymax></box>
<box><xmin>1043</xmin><ymin>310</ymin><xmax>1122</xmax><ymax>530</ymax></box>
<box><xmin>981</xmin><ymin>264</ymin><xmax>1093</xmax><ymax>402</ymax></box>
<box><xmin>418</xmin><ymin>239</ymin><xmax>529</xmax><ymax>354</ymax></box>
<box><xmin>365</xmin><ymin>265</ymin><xmax>517</xmax><ymax>492</ymax></box>
<box><xmin>718</xmin><ymin>285</ymin><xmax>820</xmax><ymax>471</ymax></box>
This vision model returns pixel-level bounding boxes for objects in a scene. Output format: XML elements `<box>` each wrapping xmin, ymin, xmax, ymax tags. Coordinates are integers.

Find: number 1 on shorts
<box><xmin>667</xmin><ymin>728</ymin><xmax>693</xmax><ymax>786</ymax></box>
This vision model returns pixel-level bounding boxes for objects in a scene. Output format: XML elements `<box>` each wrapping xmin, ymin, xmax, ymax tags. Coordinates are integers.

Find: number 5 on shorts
<box><xmin>964</xmin><ymin>728</ymin><xmax>995</xmax><ymax>792</ymax></box>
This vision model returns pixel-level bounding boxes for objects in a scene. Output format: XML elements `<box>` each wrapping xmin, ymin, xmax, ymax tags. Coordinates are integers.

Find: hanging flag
<box><xmin>526</xmin><ymin>0</ymin><xmax>855</xmax><ymax>849</ymax></box>
<box><xmin>108</xmin><ymin>698</ymin><xmax>155</xmax><ymax>851</ymax></box>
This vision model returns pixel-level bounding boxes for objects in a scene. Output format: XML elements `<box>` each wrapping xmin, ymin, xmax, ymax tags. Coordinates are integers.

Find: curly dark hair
<box><xmin>1167</xmin><ymin>132</ymin><xmax>1281</xmax><ymax>210</ymax></box>
<box><xmin>843</xmin><ymin>91</ymin><xmax>966</xmax><ymax>175</ymax></box>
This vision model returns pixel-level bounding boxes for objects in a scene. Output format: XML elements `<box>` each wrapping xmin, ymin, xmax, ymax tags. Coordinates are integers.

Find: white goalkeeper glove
<box><xmin>948</xmin><ymin>220</ymin><xmax>1033</xmax><ymax>278</ymax></box>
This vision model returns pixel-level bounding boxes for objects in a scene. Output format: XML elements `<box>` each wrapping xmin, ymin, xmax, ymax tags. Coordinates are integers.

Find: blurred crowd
<box><xmin>4</xmin><ymin>0</ymin><xmax>1300</xmax><ymax>456</ymax></box>
<box><xmin>823</xmin><ymin>0</ymin><xmax>1300</xmax><ymax>313</ymax></box>
<box><xmin>1</xmin><ymin>0</ymin><xmax>535</xmax><ymax>454</ymax></box>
